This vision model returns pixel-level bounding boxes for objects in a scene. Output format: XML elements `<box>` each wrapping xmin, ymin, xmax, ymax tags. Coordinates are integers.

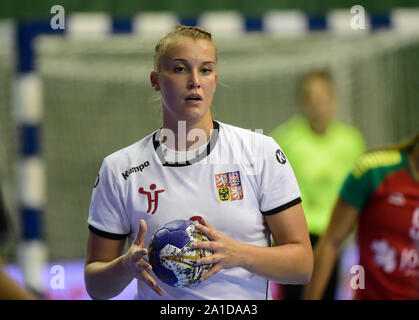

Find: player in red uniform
<box><xmin>303</xmin><ymin>132</ymin><xmax>419</xmax><ymax>299</ymax></box>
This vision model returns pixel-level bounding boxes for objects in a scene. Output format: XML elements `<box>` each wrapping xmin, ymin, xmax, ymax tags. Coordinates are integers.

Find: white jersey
<box><xmin>88</xmin><ymin>121</ymin><xmax>301</xmax><ymax>300</ymax></box>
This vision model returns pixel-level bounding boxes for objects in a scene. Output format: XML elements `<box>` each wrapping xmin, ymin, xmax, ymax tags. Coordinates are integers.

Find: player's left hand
<box><xmin>193</xmin><ymin>218</ymin><xmax>245</xmax><ymax>281</ymax></box>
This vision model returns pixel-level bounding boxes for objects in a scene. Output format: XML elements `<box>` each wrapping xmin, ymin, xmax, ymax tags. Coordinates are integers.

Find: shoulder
<box><xmin>218</xmin><ymin>121</ymin><xmax>272</xmax><ymax>144</ymax></box>
<box><xmin>220</xmin><ymin>123</ymin><xmax>278</xmax><ymax>150</ymax></box>
<box><xmin>351</xmin><ymin>149</ymin><xmax>403</xmax><ymax>179</ymax></box>
<box><xmin>219</xmin><ymin>121</ymin><xmax>260</xmax><ymax>136</ymax></box>
<box><xmin>341</xmin><ymin>149</ymin><xmax>404</xmax><ymax>210</ymax></box>
<box><xmin>270</xmin><ymin>115</ymin><xmax>305</xmax><ymax>137</ymax></box>
<box><xmin>332</xmin><ymin>121</ymin><xmax>364</xmax><ymax>143</ymax></box>
<box><xmin>101</xmin><ymin>131</ymin><xmax>156</xmax><ymax>172</ymax></box>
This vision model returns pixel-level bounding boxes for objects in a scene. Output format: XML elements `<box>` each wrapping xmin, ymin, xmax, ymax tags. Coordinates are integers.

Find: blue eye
<box><xmin>201</xmin><ymin>68</ymin><xmax>212</xmax><ymax>75</ymax></box>
<box><xmin>174</xmin><ymin>66</ymin><xmax>186</xmax><ymax>73</ymax></box>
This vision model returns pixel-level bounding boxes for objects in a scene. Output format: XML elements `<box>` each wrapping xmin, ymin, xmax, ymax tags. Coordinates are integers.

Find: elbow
<box><xmin>299</xmin><ymin>270</ymin><xmax>313</xmax><ymax>286</ymax></box>
<box><xmin>85</xmin><ymin>278</ymin><xmax>108</xmax><ymax>300</ymax></box>
<box><xmin>86</xmin><ymin>290</ymin><xmax>100</xmax><ymax>300</ymax></box>
<box><xmin>84</xmin><ymin>274</ymin><xmax>100</xmax><ymax>300</ymax></box>
<box><xmin>299</xmin><ymin>269</ymin><xmax>313</xmax><ymax>285</ymax></box>
<box><xmin>298</xmin><ymin>248</ymin><xmax>314</xmax><ymax>285</ymax></box>
<box><xmin>280</xmin><ymin>246</ymin><xmax>313</xmax><ymax>285</ymax></box>
<box><xmin>84</xmin><ymin>279</ymin><xmax>113</xmax><ymax>301</ymax></box>
<box><xmin>305</xmin><ymin>249</ymin><xmax>314</xmax><ymax>284</ymax></box>
<box><xmin>84</xmin><ymin>266</ymin><xmax>108</xmax><ymax>300</ymax></box>
<box><xmin>283</xmin><ymin>265</ymin><xmax>312</xmax><ymax>285</ymax></box>
<box><xmin>85</xmin><ymin>283</ymin><xmax>100</xmax><ymax>300</ymax></box>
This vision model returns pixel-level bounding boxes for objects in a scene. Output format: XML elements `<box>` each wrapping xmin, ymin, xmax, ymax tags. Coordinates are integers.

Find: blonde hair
<box><xmin>369</xmin><ymin>132</ymin><xmax>419</xmax><ymax>153</ymax></box>
<box><xmin>153</xmin><ymin>25</ymin><xmax>217</xmax><ymax>71</ymax></box>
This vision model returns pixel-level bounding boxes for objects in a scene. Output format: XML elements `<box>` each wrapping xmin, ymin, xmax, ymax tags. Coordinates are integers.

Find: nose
<box><xmin>187</xmin><ymin>70</ymin><xmax>201</xmax><ymax>89</ymax></box>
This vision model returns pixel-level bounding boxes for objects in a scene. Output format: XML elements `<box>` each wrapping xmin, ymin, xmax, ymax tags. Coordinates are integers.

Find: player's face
<box><xmin>302</xmin><ymin>78</ymin><xmax>337</xmax><ymax>128</ymax></box>
<box><xmin>151</xmin><ymin>37</ymin><xmax>218</xmax><ymax>126</ymax></box>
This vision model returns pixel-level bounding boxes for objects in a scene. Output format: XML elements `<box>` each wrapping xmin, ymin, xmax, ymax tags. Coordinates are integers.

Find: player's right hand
<box><xmin>123</xmin><ymin>219</ymin><xmax>162</xmax><ymax>296</ymax></box>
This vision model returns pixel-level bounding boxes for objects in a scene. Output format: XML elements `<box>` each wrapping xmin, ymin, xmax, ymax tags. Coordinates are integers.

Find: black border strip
<box><xmin>88</xmin><ymin>225</ymin><xmax>129</xmax><ymax>240</ymax></box>
<box><xmin>261</xmin><ymin>197</ymin><xmax>302</xmax><ymax>216</ymax></box>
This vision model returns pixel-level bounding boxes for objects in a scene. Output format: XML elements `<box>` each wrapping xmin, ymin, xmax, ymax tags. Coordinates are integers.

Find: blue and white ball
<box><xmin>148</xmin><ymin>219</ymin><xmax>213</xmax><ymax>287</ymax></box>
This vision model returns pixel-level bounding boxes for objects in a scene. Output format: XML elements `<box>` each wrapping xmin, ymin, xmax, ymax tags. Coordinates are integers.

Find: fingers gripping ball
<box><xmin>148</xmin><ymin>220</ymin><xmax>213</xmax><ymax>287</ymax></box>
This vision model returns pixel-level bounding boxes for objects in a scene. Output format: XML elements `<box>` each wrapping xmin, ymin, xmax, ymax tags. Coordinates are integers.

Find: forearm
<box><xmin>84</xmin><ymin>254</ymin><xmax>134</xmax><ymax>300</ymax></box>
<box><xmin>239</xmin><ymin>242</ymin><xmax>313</xmax><ymax>285</ymax></box>
<box><xmin>302</xmin><ymin>237</ymin><xmax>339</xmax><ymax>299</ymax></box>
<box><xmin>302</xmin><ymin>198</ymin><xmax>358</xmax><ymax>299</ymax></box>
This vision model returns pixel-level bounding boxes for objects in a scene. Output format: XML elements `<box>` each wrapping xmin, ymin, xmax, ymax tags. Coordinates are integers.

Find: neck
<box><xmin>161</xmin><ymin>114</ymin><xmax>214</xmax><ymax>151</ymax></box>
<box><xmin>308</xmin><ymin>119</ymin><xmax>328</xmax><ymax>135</ymax></box>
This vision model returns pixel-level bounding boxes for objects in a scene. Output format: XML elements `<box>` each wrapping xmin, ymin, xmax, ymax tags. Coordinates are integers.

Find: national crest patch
<box><xmin>215</xmin><ymin>171</ymin><xmax>243</xmax><ymax>202</ymax></box>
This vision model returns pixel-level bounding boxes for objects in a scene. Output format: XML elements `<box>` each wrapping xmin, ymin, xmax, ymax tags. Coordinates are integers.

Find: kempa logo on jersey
<box><xmin>215</xmin><ymin>171</ymin><xmax>244</xmax><ymax>202</ymax></box>
<box><xmin>121</xmin><ymin>161</ymin><xmax>150</xmax><ymax>180</ymax></box>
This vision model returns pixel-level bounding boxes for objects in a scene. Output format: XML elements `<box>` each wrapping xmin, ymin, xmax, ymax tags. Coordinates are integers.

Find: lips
<box><xmin>185</xmin><ymin>93</ymin><xmax>203</xmax><ymax>101</ymax></box>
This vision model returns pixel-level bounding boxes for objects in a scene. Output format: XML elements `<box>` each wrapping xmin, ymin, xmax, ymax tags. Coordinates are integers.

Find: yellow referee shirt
<box><xmin>270</xmin><ymin>115</ymin><xmax>365</xmax><ymax>236</ymax></box>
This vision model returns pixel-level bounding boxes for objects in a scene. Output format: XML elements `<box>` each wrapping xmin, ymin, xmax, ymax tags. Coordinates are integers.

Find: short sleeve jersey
<box><xmin>340</xmin><ymin>149</ymin><xmax>419</xmax><ymax>299</ymax></box>
<box><xmin>88</xmin><ymin>121</ymin><xmax>302</xmax><ymax>300</ymax></box>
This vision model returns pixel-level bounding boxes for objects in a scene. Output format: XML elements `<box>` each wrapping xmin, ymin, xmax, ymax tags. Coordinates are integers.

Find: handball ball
<box><xmin>148</xmin><ymin>219</ymin><xmax>213</xmax><ymax>287</ymax></box>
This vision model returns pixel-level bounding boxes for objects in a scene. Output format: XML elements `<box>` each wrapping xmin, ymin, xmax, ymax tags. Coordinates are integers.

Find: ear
<box><xmin>150</xmin><ymin>71</ymin><xmax>160</xmax><ymax>91</ymax></box>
